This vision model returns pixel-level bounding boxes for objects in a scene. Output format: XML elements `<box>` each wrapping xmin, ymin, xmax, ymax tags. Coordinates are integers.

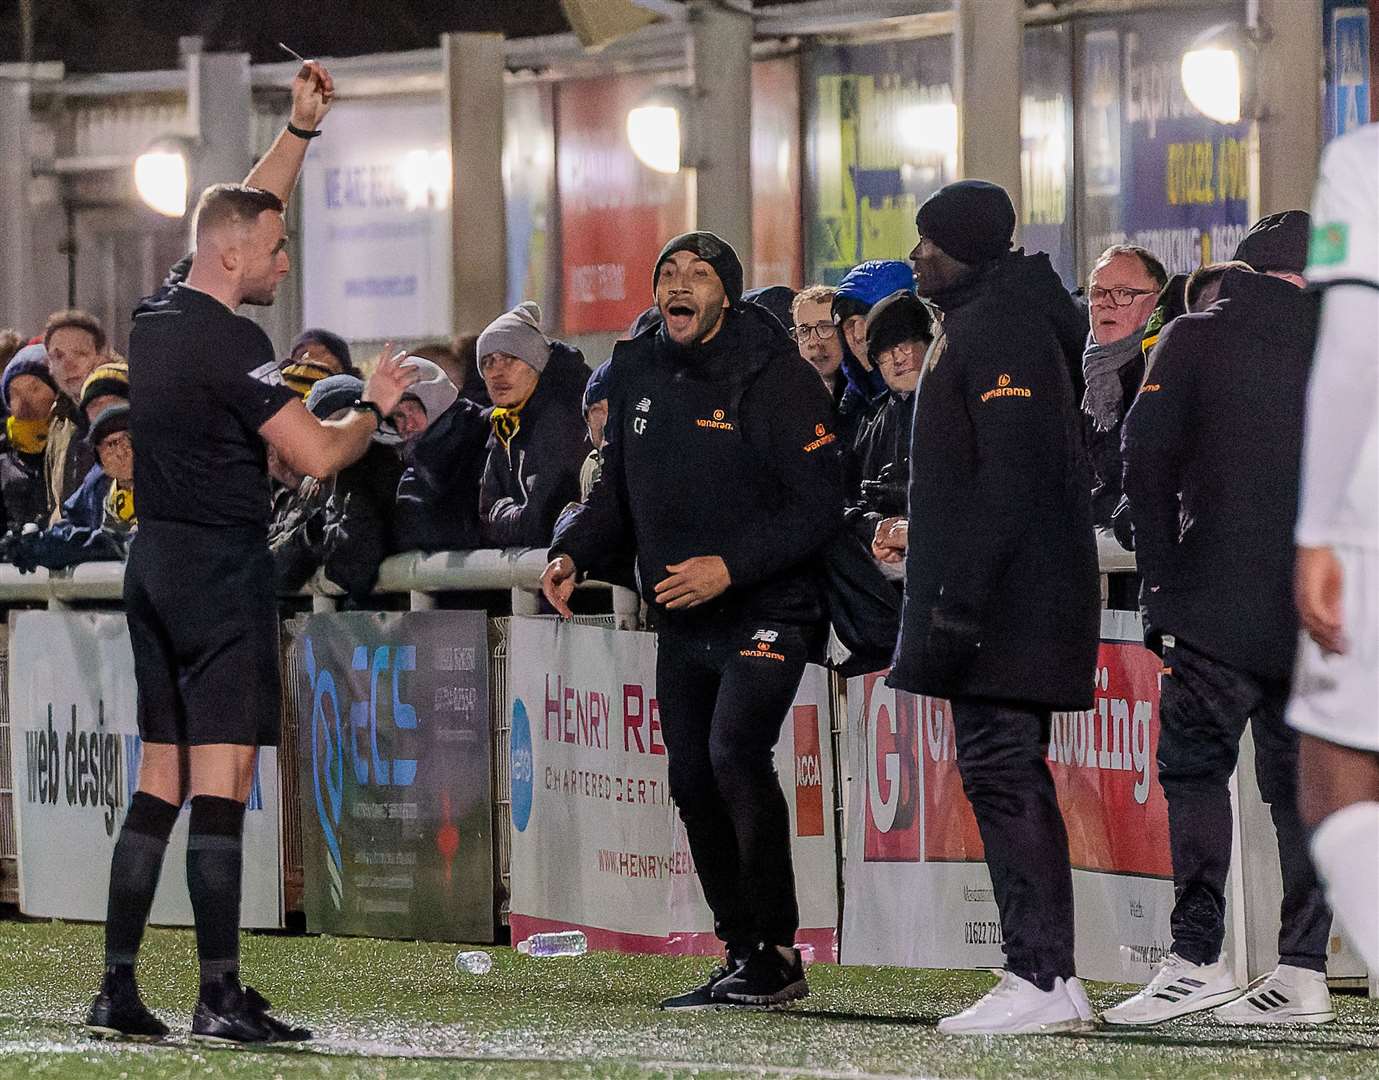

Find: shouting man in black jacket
<box><xmin>892</xmin><ymin>180</ymin><xmax>1099</xmax><ymax>1035</ymax></box>
<box><xmin>1111</xmin><ymin>233</ymin><xmax>1334</xmax><ymax>1028</ymax></box>
<box><xmin>543</xmin><ymin>232</ymin><xmax>843</xmax><ymax>1010</ymax></box>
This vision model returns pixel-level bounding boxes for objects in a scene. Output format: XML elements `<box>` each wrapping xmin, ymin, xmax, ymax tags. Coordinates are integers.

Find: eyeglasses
<box><xmin>1088</xmin><ymin>285</ymin><xmax>1157</xmax><ymax>307</ymax></box>
<box><xmin>790</xmin><ymin>321</ymin><xmax>838</xmax><ymax>342</ymax></box>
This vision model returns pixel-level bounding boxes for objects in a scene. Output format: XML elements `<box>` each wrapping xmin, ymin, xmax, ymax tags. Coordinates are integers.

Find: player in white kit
<box><xmin>1288</xmin><ymin>121</ymin><xmax>1379</xmax><ymax>972</ymax></box>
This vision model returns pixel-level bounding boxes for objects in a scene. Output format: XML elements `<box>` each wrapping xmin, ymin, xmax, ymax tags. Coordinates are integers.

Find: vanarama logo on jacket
<box><xmin>979</xmin><ymin>372</ymin><xmax>1032</xmax><ymax>403</ymax></box>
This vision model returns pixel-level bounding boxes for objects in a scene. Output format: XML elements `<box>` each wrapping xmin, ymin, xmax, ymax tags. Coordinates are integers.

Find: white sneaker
<box><xmin>1066</xmin><ymin>976</ymin><xmax>1094</xmax><ymax>1023</ymax></box>
<box><xmin>938</xmin><ymin>971</ymin><xmax>1091</xmax><ymax>1035</ymax></box>
<box><xmin>1211</xmin><ymin>965</ymin><xmax>1335</xmax><ymax>1026</ymax></box>
<box><xmin>1101</xmin><ymin>953</ymin><xmax>1241</xmax><ymax>1026</ymax></box>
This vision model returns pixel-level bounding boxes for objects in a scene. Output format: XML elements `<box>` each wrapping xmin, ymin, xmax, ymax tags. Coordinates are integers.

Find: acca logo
<box><xmin>510</xmin><ymin>698</ymin><xmax>534</xmax><ymax>832</ymax></box>
<box><xmin>304</xmin><ymin>637</ymin><xmax>419</xmax><ymax>910</ymax></box>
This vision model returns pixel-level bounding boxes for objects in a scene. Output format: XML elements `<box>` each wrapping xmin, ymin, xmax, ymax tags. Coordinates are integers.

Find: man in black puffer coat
<box><xmin>476</xmin><ymin>302</ymin><xmax>589</xmax><ymax>548</ymax></box>
<box><xmin>543</xmin><ymin>232</ymin><xmax>842</xmax><ymax>1012</ymax></box>
<box><xmin>892</xmin><ymin>181</ymin><xmax>1099</xmax><ymax>1036</ymax></box>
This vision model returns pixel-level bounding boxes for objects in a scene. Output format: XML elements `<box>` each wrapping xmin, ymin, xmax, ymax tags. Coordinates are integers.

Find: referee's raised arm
<box><xmin>244</xmin><ymin>60</ymin><xmax>335</xmax><ymax>206</ymax></box>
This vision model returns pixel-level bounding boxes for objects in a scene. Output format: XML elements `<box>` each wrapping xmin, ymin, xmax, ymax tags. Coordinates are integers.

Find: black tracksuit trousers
<box><xmin>656</xmin><ymin>619</ymin><xmax>810</xmax><ymax>950</ymax></box>
<box><xmin>1157</xmin><ymin>642</ymin><xmax>1330</xmax><ymax>971</ymax></box>
<box><xmin>950</xmin><ymin>698</ymin><xmax>1077</xmax><ymax>989</ymax></box>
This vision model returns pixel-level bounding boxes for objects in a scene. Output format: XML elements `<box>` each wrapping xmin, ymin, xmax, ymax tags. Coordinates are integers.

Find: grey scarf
<box><xmin>1081</xmin><ymin>327</ymin><xmax>1145</xmax><ymax>432</ymax></box>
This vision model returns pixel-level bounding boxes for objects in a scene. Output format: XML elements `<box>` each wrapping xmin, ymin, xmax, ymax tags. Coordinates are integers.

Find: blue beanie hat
<box><xmin>291</xmin><ymin>328</ymin><xmax>355</xmax><ymax>376</ymax></box>
<box><xmin>583</xmin><ymin>359</ymin><xmax>614</xmax><ymax>415</ymax></box>
<box><xmin>2</xmin><ymin>343</ymin><xmax>58</xmax><ymax>410</ymax></box>
<box><xmin>834</xmin><ymin>261</ymin><xmax>917</xmax><ymax>311</ymax></box>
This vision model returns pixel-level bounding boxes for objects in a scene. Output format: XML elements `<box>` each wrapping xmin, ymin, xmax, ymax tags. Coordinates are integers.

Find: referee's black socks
<box><xmin>186</xmin><ymin>795</ymin><xmax>247</xmax><ymax>991</ymax></box>
<box><xmin>104</xmin><ymin>791</ymin><xmax>181</xmax><ymax>976</ymax></box>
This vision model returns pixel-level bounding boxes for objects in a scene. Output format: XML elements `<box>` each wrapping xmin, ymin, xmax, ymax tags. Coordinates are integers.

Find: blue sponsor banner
<box><xmin>1078</xmin><ymin>10</ymin><xmax>1252</xmax><ymax>277</ymax></box>
<box><xmin>1325</xmin><ymin>2</ymin><xmax>1371</xmax><ymax>142</ymax></box>
<box><xmin>290</xmin><ymin>611</ymin><xmax>493</xmax><ymax>942</ymax></box>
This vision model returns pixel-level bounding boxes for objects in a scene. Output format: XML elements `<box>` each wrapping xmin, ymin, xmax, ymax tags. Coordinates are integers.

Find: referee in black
<box><xmin>86</xmin><ymin>61</ymin><xmax>417</xmax><ymax>1045</ymax></box>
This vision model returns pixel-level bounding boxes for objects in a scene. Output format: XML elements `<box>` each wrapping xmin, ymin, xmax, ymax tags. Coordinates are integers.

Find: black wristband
<box><xmin>350</xmin><ymin>399</ymin><xmax>385</xmax><ymax>430</ymax></box>
<box><xmin>286</xmin><ymin>120</ymin><xmax>321</xmax><ymax>140</ymax></box>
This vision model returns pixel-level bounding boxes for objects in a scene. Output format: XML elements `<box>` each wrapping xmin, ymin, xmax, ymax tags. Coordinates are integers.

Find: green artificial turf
<box><xmin>0</xmin><ymin>920</ymin><xmax>1375</xmax><ymax>1079</ymax></box>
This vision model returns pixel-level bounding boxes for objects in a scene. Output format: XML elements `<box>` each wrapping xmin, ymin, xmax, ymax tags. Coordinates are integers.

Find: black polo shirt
<box><xmin>128</xmin><ymin>283</ymin><xmax>297</xmax><ymax>533</ymax></box>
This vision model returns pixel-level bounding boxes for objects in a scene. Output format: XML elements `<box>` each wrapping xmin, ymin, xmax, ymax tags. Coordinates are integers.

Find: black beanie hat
<box><xmin>914</xmin><ymin>180</ymin><xmax>1016</xmax><ymax>265</ymax></box>
<box><xmin>86</xmin><ymin>402</ymin><xmax>130</xmax><ymax>447</ymax></box>
<box><xmin>866</xmin><ymin>290</ymin><xmax>933</xmax><ymax>363</ymax></box>
<box><xmin>652</xmin><ymin>231</ymin><xmax>744</xmax><ymax>306</ymax></box>
<box><xmin>1232</xmin><ymin>211</ymin><xmax>1311</xmax><ymax>275</ymax></box>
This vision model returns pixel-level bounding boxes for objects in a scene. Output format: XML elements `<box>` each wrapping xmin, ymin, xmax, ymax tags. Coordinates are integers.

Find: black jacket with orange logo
<box><xmin>890</xmin><ymin>250</ymin><xmax>1099</xmax><ymax>710</ymax></box>
<box><xmin>550</xmin><ymin>303</ymin><xmax>844</xmax><ymax>627</ymax></box>
<box><xmin>1122</xmin><ymin>269</ymin><xmax>1317</xmax><ymax>681</ymax></box>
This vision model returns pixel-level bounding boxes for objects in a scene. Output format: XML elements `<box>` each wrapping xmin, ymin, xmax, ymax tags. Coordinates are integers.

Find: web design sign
<box><xmin>288</xmin><ymin>611</ymin><xmax>493</xmax><ymax>942</ymax></box>
<box><xmin>7</xmin><ymin>612</ymin><xmax>281</xmax><ymax>926</ymax></box>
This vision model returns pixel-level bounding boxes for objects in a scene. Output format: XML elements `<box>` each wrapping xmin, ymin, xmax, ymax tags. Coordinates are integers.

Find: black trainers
<box><xmin>85</xmin><ymin>969</ymin><xmax>169</xmax><ymax>1041</ymax></box>
<box><xmin>243</xmin><ymin>985</ymin><xmax>313</xmax><ymax>1042</ymax></box>
<box><xmin>190</xmin><ymin>977</ymin><xmax>275</xmax><ymax>1046</ymax></box>
<box><xmin>712</xmin><ymin>943</ymin><xmax>808</xmax><ymax>1007</ymax></box>
<box><xmin>659</xmin><ymin>949</ymin><xmax>750</xmax><ymax>1010</ymax></box>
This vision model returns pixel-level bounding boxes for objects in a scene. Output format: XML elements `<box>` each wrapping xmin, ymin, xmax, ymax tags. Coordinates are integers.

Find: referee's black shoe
<box><xmin>243</xmin><ymin>984</ymin><xmax>313</xmax><ymax>1041</ymax></box>
<box><xmin>659</xmin><ymin>946</ymin><xmax>751</xmax><ymax>1010</ymax></box>
<box><xmin>85</xmin><ymin>968</ymin><xmax>169</xmax><ymax>1041</ymax></box>
<box><xmin>712</xmin><ymin>943</ymin><xmax>809</xmax><ymax>1007</ymax></box>
<box><xmin>190</xmin><ymin>976</ymin><xmax>275</xmax><ymax>1045</ymax></box>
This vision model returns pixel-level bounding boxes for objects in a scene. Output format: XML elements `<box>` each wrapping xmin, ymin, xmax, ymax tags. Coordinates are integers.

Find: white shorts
<box><xmin>1288</xmin><ymin>544</ymin><xmax>1379</xmax><ymax>752</ymax></box>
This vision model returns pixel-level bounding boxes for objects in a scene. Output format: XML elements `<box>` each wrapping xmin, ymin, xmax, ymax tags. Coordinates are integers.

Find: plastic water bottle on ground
<box><xmin>454</xmin><ymin>950</ymin><xmax>493</xmax><ymax>974</ymax></box>
<box><xmin>516</xmin><ymin>931</ymin><xmax>587</xmax><ymax>958</ymax></box>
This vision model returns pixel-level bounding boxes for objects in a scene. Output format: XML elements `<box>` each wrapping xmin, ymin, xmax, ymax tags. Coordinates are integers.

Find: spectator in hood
<box><xmin>831</xmin><ymin>260</ymin><xmax>916</xmax><ymax>452</ymax></box>
<box><xmin>270</xmin><ymin>374</ymin><xmax>403</xmax><ymax>605</ymax></box>
<box><xmin>391</xmin><ymin>391</ymin><xmax>490</xmax><ymax>553</ymax></box>
<box><xmin>477</xmin><ymin>301</ymin><xmax>589</xmax><ymax>548</ymax></box>
<box><xmin>894</xmin><ymin>179</ymin><xmax>1098</xmax><ymax>1035</ymax></box>
<box><xmin>80</xmin><ymin>360</ymin><xmax>130</xmax><ymax>423</ymax></box>
<box><xmin>1233</xmin><ymin>210</ymin><xmax>1311</xmax><ymax>287</ymax></box>
<box><xmin>388</xmin><ymin>357</ymin><xmax>458</xmax><ymax>445</ymax></box>
<box><xmin>1</xmin><ymin>345</ymin><xmax>60</xmax><ymax>535</ymax></box>
<box><xmin>288</xmin><ymin>327</ymin><xmax>358</xmax><ymax>377</ymax></box>
<box><xmin>849</xmin><ymin>290</ymin><xmax>931</xmax><ymax>561</ymax></box>
<box><xmin>545</xmin><ymin>230</ymin><xmax>842</xmax><ymax>1011</ymax></box>
<box><xmin>1185</xmin><ymin>260</ymin><xmax>1255</xmax><ymax>313</ymax></box>
<box><xmin>742</xmin><ymin>285</ymin><xmax>797</xmax><ymax>333</ymax></box>
<box><xmin>790</xmin><ymin>285</ymin><xmax>845</xmax><ymax>407</ymax></box>
<box><xmin>1081</xmin><ymin>244</ymin><xmax>1167</xmax><ymax>542</ymax></box>
<box><xmin>42</xmin><ymin>308</ymin><xmax>107</xmax><ymax>523</ymax></box>
<box><xmin>1112</xmin><ymin>253</ymin><xmax>1331</xmax><ymax>1028</ymax></box>
<box><xmin>6</xmin><ymin>403</ymin><xmax>137</xmax><ymax>572</ymax></box>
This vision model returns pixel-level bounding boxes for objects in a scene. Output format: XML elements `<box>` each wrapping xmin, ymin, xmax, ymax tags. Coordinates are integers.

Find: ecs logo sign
<box><xmin>304</xmin><ymin>638</ymin><xmax>419</xmax><ymax>910</ymax></box>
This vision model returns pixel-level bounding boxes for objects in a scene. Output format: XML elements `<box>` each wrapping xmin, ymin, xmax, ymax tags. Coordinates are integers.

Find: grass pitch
<box><xmin>0</xmin><ymin>920</ymin><xmax>1375</xmax><ymax>1079</ymax></box>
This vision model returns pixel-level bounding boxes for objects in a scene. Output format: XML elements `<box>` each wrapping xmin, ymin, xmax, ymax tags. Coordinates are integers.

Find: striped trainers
<box><xmin>1101</xmin><ymin>953</ymin><xmax>1242</xmax><ymax>1026</ymax></box>
<box><xmin>1211</xmin><ymin>965</ymin><xmax>1335</xmax><ymax>1026</ymax></box>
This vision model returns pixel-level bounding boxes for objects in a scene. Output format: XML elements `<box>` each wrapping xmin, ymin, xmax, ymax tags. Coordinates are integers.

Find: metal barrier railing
<box><xmin>0</xmin><ymin>542</ymin><xmax>1137</xmax><ymax>912</ymax></box>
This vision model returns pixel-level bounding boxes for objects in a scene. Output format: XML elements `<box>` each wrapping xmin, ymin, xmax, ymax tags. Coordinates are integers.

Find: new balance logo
<box><xmin>636</xmin><ymin>397</ymin><xmax>652</xmax><ymax>413</ymax></box>
<box><xmin>751</xmin><ymin>629</ymin><xmax>779</xmax><ymax>643</ymax></box>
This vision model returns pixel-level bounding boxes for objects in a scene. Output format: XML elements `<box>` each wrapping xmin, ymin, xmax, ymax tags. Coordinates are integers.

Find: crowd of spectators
<box><xmin>0</xmin><ymin>208</ymin><xmax>1314</xmax><ymax>613</ymax></box>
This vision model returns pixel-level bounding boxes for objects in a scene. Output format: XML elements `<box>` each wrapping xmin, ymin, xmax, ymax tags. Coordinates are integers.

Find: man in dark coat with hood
<box><xmin>477</xmin><ymin>301</ymin><xmax>590</xmax><ymax>548</ymax></box>
<box><xmin>891</xmin><ymin>179</ymin><xmax>1099</xmax><ymax>1035</ymax></box>
<box><xmin>542</xmin><ymin>231</ymin><xmax>843</xmax><ymax>1011</ymax></box>
<box><xmin>1109</xmin><ymin>214</ymin><xmax>1334</xmax><ymax>1028</ymax></box>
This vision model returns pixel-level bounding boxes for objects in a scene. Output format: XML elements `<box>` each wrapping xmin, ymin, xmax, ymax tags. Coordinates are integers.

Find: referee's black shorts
<box><xmin>124</xmin><ymin>521</ymin><xmax>281</xmax><ymax>747</ymax></box>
